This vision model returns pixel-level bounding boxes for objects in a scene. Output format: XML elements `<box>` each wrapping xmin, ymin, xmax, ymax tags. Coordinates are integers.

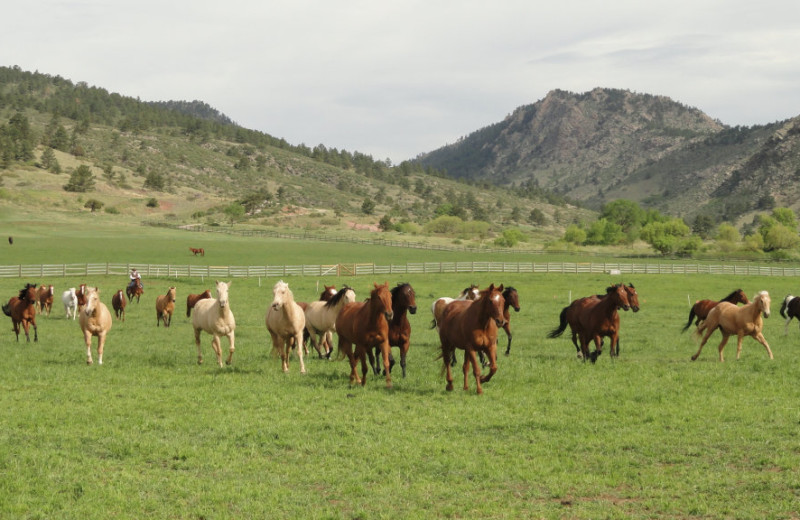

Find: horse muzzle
<box><xmin>271</xmin><ymin>303</ymin><xmax>280</xmax><ymax>311</ymax></box>
<box><xmin>631</xmin><ymin>305</ymin><xmax>640</xmax><ymax>312</ymax></box>
<box><xmin>513</xmin><ymin>306</ymin><xmax>520</xmax><ymax>313</ymax></box>
<box><xmin>409</xmin><ymin>306</ymin><xmax>417</xmax><ymax>315</ymax></box>
<box><xmin>763</xmin><ymin>311</ymin><xmax>770</xmax><ymax>319</ymax></box>
<box><xmin>385</xmin><ymin>311</ymin><xmax>394</xmax><ymax>321</ymax></box>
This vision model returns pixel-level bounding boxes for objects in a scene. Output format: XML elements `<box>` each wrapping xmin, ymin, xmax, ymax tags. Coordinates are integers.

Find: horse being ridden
<box><xmin>79</xmin><ymin>287</ymin><xmax>112</xmax><ymax>365</ymax></box>
<box><xmin>3</xmin><ymin>283</ymin><xmax>39</xmax><ymax>342</ymax></box>
<box><xmin>367</xmin><ymin>282</ymin><xmax>417</xmax><ymax>378</ymax></box>
<box><xmin>156</xmin><ymin>287</ymin><xmax>177</xmax><ymax>327</ymax></box>
<box><xmin>191</xmin><ymin>281</ymin><xmax>236</xmax><ymax>367</ymax></box>
<box><xmin>186</xmin><ymin>290</ymin><xmax>212</xmax><ymax>318</ymax></box>
<box><xmin>304</xmin><ymin>286</ymin><xmax>356</xmax><ymax>359</ymax></box>
<box><xmin>127</xmin><ymin>271</ymin><xmax>143</xmax><ymax>303</ymax></box>
<box><xmin>111</xmin><ymin>289</ymin><xmax>126</xmax><ymax>321</ymax></box>
<box><xmin>692</xmin><ymin>291</ymin><xmax>773</xmax><ymax>362</ymax></box>
<box><xmin>437</xmin><ymin>284</ymin><xmax>506</xmax><ymax>395</ymax></box>
<box><xmin>682</xmin><ymin>289</ymin><xmax>749</xmax><ymax>333</ymax></box>
<box><xmin>266</xmin><ymin>280</ymin><xmax>307</xmax><ymax>373</ymax></box>
<box><xmin>779</xmin><ymin>294</ymin><xmax>800</xmax><ymax>335</ymax></box>
<box><xmin>336</xmin><ymin>282</ymin><xmax>394</xmax><ymax>388</ymax></box>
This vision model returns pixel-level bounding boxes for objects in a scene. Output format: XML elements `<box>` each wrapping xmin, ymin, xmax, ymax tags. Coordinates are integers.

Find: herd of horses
<box><xmin>2</xmin><ymin>276</ymin><xmax>784</xmax><ymax>393</ymax></box>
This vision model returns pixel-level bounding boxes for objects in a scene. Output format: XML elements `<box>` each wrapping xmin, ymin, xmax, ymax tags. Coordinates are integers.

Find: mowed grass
<box><xmin>1</xmin><ymin>224</ymin><xmax>799</xmax><ymax>518</ymax></box>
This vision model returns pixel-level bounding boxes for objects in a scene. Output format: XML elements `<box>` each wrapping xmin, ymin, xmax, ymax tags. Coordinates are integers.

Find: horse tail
<box><xmin>546</xmin><ymin>307</ymin><xmax>569</xmax><ymax>339</ymax></box>
<box><xmin>1</xmin><ymin>303</ymin><xmax>10</xmax><ymax>317</ymax></box>
<box><xmin>780</xmin><ymin>299</ymin><xmax>788</xmax><ymax>319</ymax></box>
<box><xmin>429</xmin><ymin>318</ymin><xmax>437</xmax><ymax>330</ymax></box>
<box><xmin>681</xmin><ymin>307</ymin><xmax>697</xmax><ymax>333</ymax></box>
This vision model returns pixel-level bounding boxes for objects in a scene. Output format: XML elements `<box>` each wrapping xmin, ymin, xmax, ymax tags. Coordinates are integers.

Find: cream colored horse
<box><xmin>692</xmin><ymin>290</ymin><xmax>773</xmax><ymax>362</ymax></box>
<box><xmin>192</xmin><ymin>281</ymin><xmax>236</xmax><ymax>367</ymax></box>
<box><xmin>266</xmin><ymin>280</ymin><xmax>307</xmax><ymax>373</ymax></box>
<box><xmin>304</xmin><ymin>286</ymin><xmax>356</xmax><ymax>358</ymax></box>
<box><xmin>79</xmin><ymin>287</ymin><xmax>112</xmax><ymax>365</ymax></box>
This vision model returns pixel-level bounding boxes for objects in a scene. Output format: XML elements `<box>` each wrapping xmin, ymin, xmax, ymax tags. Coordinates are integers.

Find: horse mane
<box><xmin>18</xmin><ymin>283</ymin><xmax>36</xmax><ymax>300</ymax></box>
<box><xmin>721</xmin><ymin>289</ymin><xmax>744</xmax><ymax>302</ymax></box>
<box><xmin>502</xmin><ymin>286</ymin><xmax>517</xmax><ymax>297</ymax></box>
<box><xmin>325</xmin><ymin>285</ymin><xmax>352</xmax><ymax>308</ymax></box>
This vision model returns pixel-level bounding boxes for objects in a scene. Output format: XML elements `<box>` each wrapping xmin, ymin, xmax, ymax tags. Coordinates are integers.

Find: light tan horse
<box><xmin>304</xmin><ymin>286</ymin><xmax>356</xmax><ymax>358</ymax></box>
<box><xmin>692</xmin><ymin>290</ymin><xmax>773</xmax><ymax>362</ymax></box>
<box><xmin>79</xmin><ymin>287</ymin><xmax>112</xmax><ymax>365</ymax></box>
<box><xmin>266</xmin><ymin>280</ymin><xmax>307</xmax><ymax>373</ymax></box>
<box><xmin>156</xmin><ymin>286</ymin><xmax>177</xmax><ymax>327</ymax></box>
<box><xmin>191</xmin><ymin>281</ymin><xmax>236</xmax><ymax>367</ymax></box>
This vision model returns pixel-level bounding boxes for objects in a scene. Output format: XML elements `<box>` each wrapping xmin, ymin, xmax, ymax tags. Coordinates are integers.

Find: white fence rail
<box><xmin>2</xmin><ymin>262</ymin><xmax>800</xmax><ymax>279</ymax></box>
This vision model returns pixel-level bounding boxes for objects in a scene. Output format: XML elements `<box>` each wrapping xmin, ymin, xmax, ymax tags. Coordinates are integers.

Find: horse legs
<box><xmin>194</xmin><ymin>328</ymin><xmax>203</xmax><ymax>365</ymax></box>
<box><xmin>339</xmin><ymin>338</ymin><xmax>360</xmax><ymax>385</ymax></box>
<box><xmin>399</xmin><ymin>343</ymin><xmax>409</xmax><ymax>378</ymax></box>
<box><xmin>749</xmin><ymin>332</ymin><xmax>773</xmax><ymax>360</ymax></box>
<box><xmin>358</xmin><ymin>346</ymin><xmax>371</xmax><ymax>387</ymax></box>
<box><xmin>443</xmin><ymin>344</ymin><xmax>455</xmax><ymax>392</ymax></box>
<box><xmin>504</xmin><ymin>323</ymin><xmax>512</xmax><ymax>356</ymax></box>
<box><xmin>271</xmin><ymin>330</ymin><xmax>288</xmax><ymax>372</ymax></box>
<box><xmin>210</xmin><ymin>335</ymin><xmax>223</xmax><ymax>367</ymax></box>
<box><xmin>464</xmin><ymin>348</ymin><xmax>484</xmax><ymax>394</ymax></box>
<box><xmin>715</xmin><ymin>333</ymin><xmax>731</xmax><ymax>362</ymax></box>
<box><xmin>225</xmin><ymin>332</ymin><xmax>235</xmax><ymax>366</ymax></box>
<box><xmin>84</xmin><ymin>330</ymin><xmax>94</xmax><ymax>365</ymax></box>
<box><xmin>31</xmin><ymin>320</ymin><xmax>37</xmax><ymax>342</ymax></box>
<box><xmin>379</xmin><ymin>342</ymin><xmax>392</xmax><ymax>388</ymax></box>
<box><xmin>294</xmin><ymin>331</ymin><xmax>306</xmax><ymax>374</ymax></box>
<box><xmin>479</xmin><ymin>345</ymin><xmax>498</xmax><ymax>385</ymax></box>
<box><xmin>97</xmin><ymin>332</ymin><xmax>106</xmax><ymax>365</ymax></box>
<box><xmin>692</xmin><ymin>324</ymin><xmax>718</xmax><ymax>361</ymax></box>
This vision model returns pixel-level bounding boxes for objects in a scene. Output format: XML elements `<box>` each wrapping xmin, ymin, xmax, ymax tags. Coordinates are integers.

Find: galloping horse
<box><xmin>547</xmin><ymin>284</ymin><xmax>631</xmax><ymax>362</ymax></box>
<box><xmin>79</xmin><ymin>287</ymin><xmax>112</xmax><ymax>365</ymax></box>
<box><xmin>37</xmin><ymin>284</ymin><xmax>54</xmax><ymax>316</ymax></box>
<box><xmin>367</xmin><ymin>282</ymin><xmax>417</xmax><ymax>378</ymax></box>
<box><xmin>186</xmin><ymin>289</ymin><xmax>212</xmax><ymax>318</ymax></box>
<box><xmin>682</xmin><ymin>289</ymin><xmax>749</xmax><ymax>332</ymax></box>
<box><xmin>692</xmin><ymin>291</ymin><xmax>772</xmax><ymax>362</ymax></box>
<box><xmin>430</xmin><ymin>284</ymin><xmax>481</xmax><ymax>331</ymax></box>
<box><xmin>126</xmin><ymin>278</ymin><xmax>143</xmax><ymax>304</ymax></box>
<box><xmin>779</xmin><ymin>294</ymin><xmax>800</xmax><ymax>335</ymax></box>
<box><xmin>266</xmin><ymin>280</ymin><xmax>307</xmax><ymax>373</ymax></box>
<box><xmin>62</xmin><ymin>288</ymin><xmax>78</xmax><ymax>320</ymax></box>
<box><xmin>438</xmin><ymin>284</ymin><xmax>506</xmax><ymax>395</ymax></box>
<box><xmin>189</xmin><ymin>247</ymin><xmax>205</xmax><ymax>256</ymax></box>
<box><xmin>296</xmin><ymin>284</ymin><xmax>337</xmax><ymax>354</ymax></box>
<box><xmin>111</xmin><ymin>289</ymin><xmax>126</xmax><ymax>321</ymax></box>
<box><xmin>156</xmin><ymin>287</ymin><xmax>177</xmax><ymax>327</ymax></box>
<box><xmin>76</xmin><ymin>284</ymin><xmax>88</xmax><ymax>311</ymax></box>
<box><xmin>336</xmin><ymin>282</ymin><xmax>394</xmax><ymax>388</ymax></box>
<box><xmin>500</xmin><ymin>286</ymin><xmax>521</xmax><ymax>356</ymax></box>
<box><xmin>191</xmin><ymin>281</ymin><xmax>236</xmax><ymax>367</ymax></box>
<box><xmin>3</xmin><ymin>283</ymin><xmax>39</xmax><ymax>342</ymax></box>
<box><xmin>304</xmin><ymin>286</ymin><xmax>356</xmax><ymax>358</ymax></box>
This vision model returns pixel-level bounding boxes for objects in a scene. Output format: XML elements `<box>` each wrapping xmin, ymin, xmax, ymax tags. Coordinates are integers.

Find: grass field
<box><xmin>1</xmin><ymin>223</ymin><xmax>799</xmax><ymax>518</ymax></box>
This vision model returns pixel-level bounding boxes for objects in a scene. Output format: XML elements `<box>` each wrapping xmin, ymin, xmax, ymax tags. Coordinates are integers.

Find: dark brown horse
<box><xmin>682</xmin><ymin>289</ymin><xmax>748</xmax><ymax>332</ymax></box>
<box><xmin>501</xmin><ymin>286</ymin><xmax>521</xmax><ymax>356</ymax></box>
<box><xmin>189</xmin><ymin>247</ymin><xmax>205</xmax><ymax>256</ymax></box>
<box><xmin>126</xmin><ymin>278</ymin><xmax>143</xmax><ymax>304</ymax></box>
<box><xmin>3</xmin><ymin>283</ymin><xmax>39</xmax><ymax>342</ymax></box>
<box><xmin>438</xmin><ymin>284</ymin><xmax>506</xmax><ymax>394</ymax></box>
<box><xmin>335</xmin><ymin>282</ymin><xmax>394</xmax><ymax>388</ymax></box>
<box><xmin>186</xmin><ymin>289</ymin><xmax>212</xmax><ymax>318</ymax></box>
<box><xmin>368</xmin><ymin>282</ymin><xmax>417</xmax><ymax>378</ymax></box>
<box><xmin>111</xmin><ymin>289</ymin><xmax>127</xmax><ymax>321</ymax></box>
<box><xmin>547</xmin><ymin>284</ymin><xmax>631</xmax><ymax>363</ymax></box>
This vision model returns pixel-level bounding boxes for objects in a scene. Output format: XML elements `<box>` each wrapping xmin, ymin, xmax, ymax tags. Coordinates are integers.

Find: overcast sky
<box><xmin>4</xmin><ymin>1</ymin><xmax>799</xmax><ymax>163</ymax></box>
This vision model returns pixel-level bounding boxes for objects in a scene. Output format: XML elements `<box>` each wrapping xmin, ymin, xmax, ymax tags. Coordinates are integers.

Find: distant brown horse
<box><xmin>692</xmin><ymin>291</ymin><xmax>772</xmax><ymax>362</ymax></box>
<box><xmin>368</xmin><ymin>282</ymin><xmax>417</xmax><ymax>378</ymax></box>
<box><xmin>37</xmin><ymin>284</ymin><xmax>54</xmax><ymax>317</ymax></box>
<box><xmin>336</xmin><ymin>282</ymin><xmax>394</xmax><ymax>388</ymax></box>
<box><xmin>126</xmin><ymin>279</ymin><xmax>143</xmax><ymax>304</ymax></box>
<box><xmin>438</xmin><ymin>284</ymin><xmax>506</xmax><ymax>394</ymax></box>
<box><xmin>111</xmin><ymin>289</ymin><xmax>126</xmax><ymax>321</ymax></box>
<box><xmin>547</xmin><ymin>284</ymin><xmax>631</xmax><ymax>363</ymax></box>
<box><xmin>186</xmin><ymin>289</ymin><xmax>212</xmax><ymax>318</ymax></box>
<box><xmin>190</xmin><ymin>247</ymin><xmax>205</xmax><ymax>256</ymax></box>
<box><xmin>156</xmin><ymin>287</ymin><xmax>177</xmax><ymax>327</ymax></box>
<box><xmin>500</xmin><ymin>286</ymin><xmax>521</xmax><ymax>356</ymax></box>
<box><xmin>76</xmin><ymin>283</ymin><xmax>88</xmax><ymax>311</ymax></box>
<box><xmin>682</xmin><ymin>289</ymin><xmax>749</xmax><ymax>332</ymax></box>
<box><xmin>3</xmin><ymin>283</ymin><xmax>39</xmax><ymax>342</ymax></box>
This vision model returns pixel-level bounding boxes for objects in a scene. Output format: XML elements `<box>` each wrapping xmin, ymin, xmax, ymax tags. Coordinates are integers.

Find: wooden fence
<box><xmin>2</xmin><ymin>262</ymin><xmax>800</xmax><ymax>279</ymax></box>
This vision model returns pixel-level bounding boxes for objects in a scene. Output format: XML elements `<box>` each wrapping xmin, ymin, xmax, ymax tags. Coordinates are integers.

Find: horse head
<box><xmin>392</xmin><ymin>283</ymin><xmax>417</xmax><ymax>314</ymax></box>
<box><xmin>83</xmin><ymin>287</ymin><xmax>101</xmax><ymax>316</ymax></box>
<box><xmin>756</xmin><ymin>291</ymin><xmax>770</xmax><ymax>319</ymax></box>
<box><xmin>371</xmin><ymin>282</ymin><xmax>394</xmax><ymax>321</ymax></box>
<box><xmin>503</xmin><ymin>286</ymin><xmax>520</xmax><ymax>313</ymax></box>
<box><xmin>625</xmin><ymin>283</ymin><xmax>640</xmax><ymax>312</ymax></box>
<box><xmin>481</xmin><ymin>283</ymin><xmax>506</xmax><ymax>327</ymax></box>
<box><xmin>460</xmin><ymin>284</ymin><xmax>480</xmax><ymax>300</ymax></box>
<box><xmin>607</xmin><ymin>284</ymin><xmax>631</xmax><ymax>311</ymax></box>
<box><xmin>320</xmin><ymin>285</ymin><xmax>337</xmax><ymax>301</ymax></box>
<box><xmin>270</xmin><ymin>280</ymin><xmax>291</xmax><ymax>311</ymax></box>
<box><xmin>215</xmin><ymin>280</ymin><xmax>231</xmax><ymax>309</ymax></box>
<box><xmin>20</xmin><ymin>283</ymin><xmax>37</xmax><ymax>303</ymax></box>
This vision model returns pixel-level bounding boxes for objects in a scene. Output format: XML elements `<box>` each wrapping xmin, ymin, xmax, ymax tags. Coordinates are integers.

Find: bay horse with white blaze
<box><xmin>779</xmin><ymin>294</ymin><xmax>800</xmax><ymax>335</ymax></box>
<box><xmin>692</xmin><ymin>291</ymin><xmax>773</xmax><ymax>362</ymax></box>
<box><xmin>80</xmin><ymin>287</ymin><xmax>112</xmax><ymax>365</ymax></box>
<box><xmin>368</xmin><ymin>282</ymin><xmax>417</xmax><ymax>377</ymax></box>
<box><xmin>37</xmin><ymin>284</ymin><xmax>54</xmax><ymax>317</ymax></box>
<box><xmin>336</xmin><ymin>282</ymin><xmax>394</xmax><ymax>388</ymax></box>
<box><xmin>266</xmin><ymin>280</ymin><xmax>307</xmax><ymax>373</ymax></box>
<box><xmin>191</xmin><ymin>281</ymin><xmax>236</xmax><ymax>367</ymax></box>
<box><xmin>3</xmin><ymin>283</ymin><xmax>39</xmax><ymax>342</ymax></box>
<box><xmin>111</xmin><ymin>289</ymin><xmax>126</xmax><ymax>321</ymax></box>
<box><xmin>186</xmin><ymin>289</ymin><xmax>212</xmax><ymax>318</ymax></box>
<box><xmin>682</xmin><ymin>289</ymin><xmax>749</xmax><ymax>333</ymax></box>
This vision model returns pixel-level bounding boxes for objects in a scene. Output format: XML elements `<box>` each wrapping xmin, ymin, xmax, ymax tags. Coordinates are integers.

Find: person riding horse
<box><xmin>128</xmin><ymin>269</ymin><xmax>142</xmax><ymax>290</ymax></box>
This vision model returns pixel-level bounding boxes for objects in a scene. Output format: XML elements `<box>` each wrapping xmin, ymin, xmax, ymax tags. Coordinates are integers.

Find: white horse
<box><xmin>430</xmin><ymin>284</ymin><xmax>481</xmax><ymax>331</ymax></box>
<box><xmin>304</xmin><ymin>286</ymin><xmax>356</xmax><ymax>358</ymax></box>
<box><xmin>266</xmin><ymin>280</ymin><xmax>307</xmax><ymax>373</ymax></box>
<box><xmin>191</xmin><ymin>280</ymin><xmax>236</xmax><ymax>367</ymax></box>
<box><xmin>79</xmin><ymin>287</ymin><xmax>112</xmax><ymax>365</ymax></box>
<box><xmin>62</xmin><ymin>288</ymin><xmax>78</xmax><ymax>320</ymax></box>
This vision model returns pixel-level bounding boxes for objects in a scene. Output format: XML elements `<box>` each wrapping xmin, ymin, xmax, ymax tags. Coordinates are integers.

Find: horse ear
<box><xmin>488</xmin><ymin>283</ymin><xmax>495</xmax><ymax>291</ymax></box>
<box><xmin>498</xmin><ymin>284</ymin><xmax>504</xmax><ymax>292</ymax></box>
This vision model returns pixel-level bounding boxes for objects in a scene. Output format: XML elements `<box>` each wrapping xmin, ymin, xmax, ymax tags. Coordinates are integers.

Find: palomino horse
<box><xmin>547</xmin><ymin>284</ymin><xmax>631</xmax><ymax>362</ymax></box>
<box><xmin>296</xmin><ymin>284</ymin><xmax>338</xmax><ymax>354</ymax></box>
<box><xmin>126</xmin><ymin>279</ymin><xmax>143</xmax><ymax>304</ymax></box>
<box><xmin>367</xmin><ymin>282</ymin><xmax>417</xmax><ymax>378</ymax></box>
<box><xmin>438</xmin><ymin>284</ymin><xmax>506</xmax><ymax>395</ymax></box>
<box><xmin>779</xmin><ymin>295</ymin><xmax>800</xmax><ymax>335</ymax></box>
<box><xmin>682</xmin><ymin>289</ymin><xmax>749</xmax><ymax>332</ymax></box>
<box><xmin>304</xmin><ymin>286</ymin><xmax>356</xmax><ymax>358</ymax></box>
<box><xmin>692</xmin><ymin>291</ymin><xmax>773</xmax><ymax>362</ymax></box>
<box><xmin>156</xmin><ymin>287</ymin><xmax>177</xmax><ymax>327</ymax></box>
<box><xmin>266</xmin><ymin>280</ymin><xmax>307</xmax><ymax>373</ymax></box>
<box><xmin>430</xmin><ymin>284</ymin><xmax>481</xmax><ymax>331</ymax></box>
<box><xmin>189</xmin><ymin>247</ymin><xmax>205</xmax><ymax>256</ymax></box>
<box><xmin>37</xmin><ymin>284</ymin><xmax>54</xmax><ymax>317</ymax></box>
<box><xmin>186</xmin><ymin>289</ymin><xmax>212</xmax><ymax>318</ymax></box>
<box><xmin>62</xmin><ymin>288</ymin><xmax>78</xmax><ymax>320</ymax></box>
<box><xmin>336</xmin><ymin>282</ymin><xmax>394</xmax><ymax>388</ymax></box>
<box><xmin>79</xmin><ymin>287</ymin><xmax>112</xmax><ymax>365</ymax></box>
<box><xmin>111</xmin><ymin>289</ymin><xmax>126</xmax><ymax>321</ymax></box>
<box><xmin>191</xmin><ymin>281</ymin><xmax>236</xmax><ymax>367</ymax></box>
<box><xmin>3</xmin><ymin>283</ymin><xmax>39</xmax><ymax>342</ymax></box>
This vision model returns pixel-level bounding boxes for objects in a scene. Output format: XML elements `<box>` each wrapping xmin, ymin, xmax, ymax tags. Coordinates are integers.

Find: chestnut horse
<box><xmin>547</xmin><ymin>284</ymin><xmax>631</xmax><ymax>363</ymax></box>
<box><xmin>3</xmin><ymin>283</ymin><xmax>39</xmax><ymax>342</ymax></box>
<box><xmin>336</xmin><ymin>282</ymin><xmax>394</xmax><ymax>388</ymax></box>
<box><xmin>186</xmin><ymin>289</ymin><xmax>212</xmax><ymax>318</ymax></box>
<box><xmin>80</xmin><ymin>287</ymin><xmax>112</xmax><ymax>365</ymax></box>
<box><xmin>155</xmin><ymin>287</ymin><xmax>177</xmax><ymax>327</ymax></box>
<box><xmin>192</xmin><ymin>281</ymin><xmax>236</xmax><ymax>367</ymax></box>
<box><xmin>692</xmin><ymin>291</ymin><xmax>772</xmax><ymax>362</ymax></box>
<box><xmin>266</xmin><ymin>280</ymin><xmax>306</xmax><ymax>373</ymax></box>
<box><xmin>682</xmin><ymin>289</ymin><xmax>749</xmax><ymax>333</ymax></box>
<box><xmin>111</xmin><ymin>289</ymin><xmax>126</xmax><ymax>321</ymax></box>
<box><xmin>76</xmin><ymin>283</ymin><xmax>88</xmax><ymax>311</ymax></box>
<box><xmin>126</xmin><ymin>279</ymin><xmax>143</xmax><ymax>304</ymax></box>
<box><xmin>430</xmin><ymin>284</ymin><xmax>481</xmax><ymax>331</ymax></box>
<box><xmin>367</xmin><ymin>282</ymin><xmax>417</xmax><ymax>378</ymax></box>
<box><xmin>190</xmin><ymin>247</ymin><xmax>205</xmax><ymax>256</ymax></box>
<box><xmin>438</xmin><ymin>284</ymin><xmax>506</xmax><ymax>394</ymax></box>
<box><xmin>779</xmin><ymin>294</ymin><xmax>800</xmax><ymax>335</ymax></box>
<box><xmin>37</xmin><ymin>284</ymin><xmax>54</xmax><ymax>316</ymax></box>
